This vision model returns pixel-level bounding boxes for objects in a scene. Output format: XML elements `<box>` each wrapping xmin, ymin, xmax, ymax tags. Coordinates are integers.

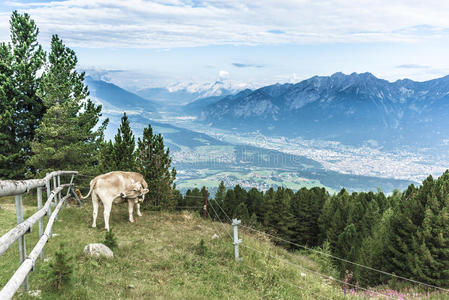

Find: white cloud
<box><xmin>218</xmin><ymin>70</ymin><xmax>229</xmax><ymax>79</ymax></box>
<box><xmin>1</xmin><ymin>0</ymin><xmax>449</xmax><ymax>48</ymax></box>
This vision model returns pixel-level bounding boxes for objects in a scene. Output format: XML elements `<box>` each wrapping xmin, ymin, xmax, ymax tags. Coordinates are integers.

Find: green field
<box><xmin>176</xmin><ymin>168</ymin><xmax>334</xmax><ymax>193</ymax></box>
<box><xmin>0</xmin><ymin>199</ymin><xmax>354</xmax><ymax>299</ymax></box>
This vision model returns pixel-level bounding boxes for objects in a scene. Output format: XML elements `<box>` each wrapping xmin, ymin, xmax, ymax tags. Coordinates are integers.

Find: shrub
<box><xmin>45</xmin><ymin>243</ymin><xmax>74</xmax><ymax>290</ymax></box>
<box><xmin>104</xmin><ymin>229</ymin><xmax>118</xmax><ymax>250</ymax></box>
<box><xmin>194</xmin><ymin>239</ymin><xmax>208</xmax><ymax>256</ymax></box>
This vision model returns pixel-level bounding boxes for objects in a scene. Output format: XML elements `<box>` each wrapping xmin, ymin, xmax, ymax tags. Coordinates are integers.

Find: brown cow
<box><xmin>78</xmin><ymin>171</ymin><xmax>149</xmax><ymax>231</ymax></box>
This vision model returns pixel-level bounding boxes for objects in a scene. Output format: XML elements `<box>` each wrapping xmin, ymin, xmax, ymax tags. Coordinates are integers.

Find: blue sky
<box><xmin>1</xmin><ymin>0</ymin><xmax>449</xmax><ymax>89</ymax></box>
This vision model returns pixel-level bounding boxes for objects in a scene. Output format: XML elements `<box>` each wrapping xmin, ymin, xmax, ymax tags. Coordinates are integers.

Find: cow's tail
<box><xmin>75</xmin><ymin>179</ymin><xmax>95</xmax><ymax>199</ymax></box>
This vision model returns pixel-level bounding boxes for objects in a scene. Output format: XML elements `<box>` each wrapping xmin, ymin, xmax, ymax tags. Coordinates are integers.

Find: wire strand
<box><xmin>242</xmin><ymin>256</ymin><xmax>334</xmax><ymax>300</ymax></box>
<box><xmin>207</xmin><ymin>204</ymin><xmax>361</xmax><ymax>300</ymax></box>
<box><xmin>239</xmin><ymin>243</ymin><xmax>394</xmax><ymax>299</ymax></box>
<box><xmin>209</xmin><ymin>198</ymin><xmax>448</xmax><ymax>293</ymax></box>
<box><xmin>208</xmin><ymin>202</ymin><xmax>233</xmax><ymax>240</ymax></box>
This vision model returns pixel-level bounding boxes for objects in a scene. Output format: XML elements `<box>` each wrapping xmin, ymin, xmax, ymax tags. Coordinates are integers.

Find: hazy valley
<box><xmin>85</xmin><ymin>71</ymin><xmax>449</xmax><ymax>194</ymax></box>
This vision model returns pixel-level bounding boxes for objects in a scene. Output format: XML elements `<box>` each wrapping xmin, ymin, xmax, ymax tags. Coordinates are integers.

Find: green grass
<box><xmin>1</xmin><ymin>199</ymin><xmax>444</xmax><ymax>299</ymax></box>
<box><xmin>176</xmin><ymin>168</ymin><xmax>335</xmax><ymax>193</ymax></box>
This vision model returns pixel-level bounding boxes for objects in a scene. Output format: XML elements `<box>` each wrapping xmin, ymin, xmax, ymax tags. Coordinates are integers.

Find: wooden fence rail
<box><xmin>0</xmin><ymin>184</ymin><xmax>71</xmax><ymax>256</ymax></box>
<box><xmin>0</xmin><ymin>171</ymin><xmax>77</xmax><ymax>197</ymax></box>
<box><xmin>0</xmin><ymin>171</ymin><xmax>79</xmax><ymax>300</ymax></box>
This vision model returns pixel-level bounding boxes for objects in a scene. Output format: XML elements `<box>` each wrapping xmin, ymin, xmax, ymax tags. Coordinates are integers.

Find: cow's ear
<box><xmin>141</xmin><ymin>188</ymin><xmax>149</xmax><ymax>195</ymax></box>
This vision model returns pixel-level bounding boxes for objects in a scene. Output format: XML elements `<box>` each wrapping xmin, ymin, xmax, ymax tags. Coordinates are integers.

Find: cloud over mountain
<box><xmin>2</xmin><ymin>0</ymin><xmax>449</xmax><ymax>48</ymax></box>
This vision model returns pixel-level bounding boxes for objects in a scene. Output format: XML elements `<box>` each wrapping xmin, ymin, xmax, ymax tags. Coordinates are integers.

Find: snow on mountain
<box><xmin>200</xmin><ymin>72</ymin><xmax>449</xmax><ymax>148</ymax></box>
<box><xmin>136</xmin><ymin>80</ymin><xmax>256</xmax><ymax>105</ymax></box>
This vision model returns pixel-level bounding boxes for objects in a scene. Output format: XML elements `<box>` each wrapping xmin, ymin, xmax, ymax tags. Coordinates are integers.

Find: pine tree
<box><xmin>222</xmin><ymin>189</ymin><xmax>237</xmax><ymax>219</ymax></box>
<box><xmin>171</xmin><ymin>189</ymin><xmax>183</xmax><ymax>209</ymax></box>
<box><xmin>260</xmin><ymin>187</ymin><xmax>276</xmax><ymax>228</ymax></box>
<box><xmin>137</xmin><ymin>124</ymin><xmax>176</xmax><ymax>209</ymax></box>
<box><xmin>98</xmin><ymin>140</ymin><xmax>114</xmax><ymax>173</ymax></box>
<box><xmin>319</xmin><ymin>188</ymin><xmax>350</xmax><ymax>252</ymax></box>
<box><xmin>99</xmin><ymin>112</ymin><xmax>136</xmax><ymax>172</ymax></box>
<box><xmin>0</xmin><ymin>43</ymin><xmax>20</xmax><ymax>179</ymax></box>
<box><xmin>27</xmin><ymin>35</ymin><xmax>106</xmax><ymax>175</ymax></box>
<box><xmin>336</xmin><ymin>223</ymin><xmax>358</xmax><ymax>274</ymax></box>
<box><xmin>212</xmin><ymin>181</ymin><xmax>227</xmax><ymax>219</ymax></box>
<box><xmin>184</xmin><ymin>188</ymin><xmax>203</xmax><ymax>215</ymax></box>
<box><xmin>0</xmin><ymin>12</ymin><xmax>45</xmax><ymax>178</ymax></box>
<box><xmin>410</xmin><ymin>172</ymin><xmax>449</xmax><ymax>286</ymax></box>
<box><xmin>247</xmin><ymin>187</ymin><xmax>264</xmax><ymax>224</ymax></box>
<box><xmin>357</xmin><ymin>208</ymin><xmax>395</xmax><ymax>286</ymax></box>
<box><xmin>113</xmin><ymin>113</ymin><xmax>136</xmax><ymax>170</ymax></box>
<box><xmin>386</xmin><ymin>183</ymin><xmax>422</xmax><ymax>280</ymax></box>
<box><xmin>46</xmin><ymin>243</ymin><xmax>73</xmax><ymax>290</ymax></box>
<box><xmin>270</xmin><ymin>187</ymin><xmax>295</xmax><ymax>248</ymax></box>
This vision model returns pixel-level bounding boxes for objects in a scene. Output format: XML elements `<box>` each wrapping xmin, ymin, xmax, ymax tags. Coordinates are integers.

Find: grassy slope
<box><xmin>6</xmin><ymin>198</ymin><xmax>445</xmax><ymax>299</ymax></box>
<box><xmin>0</xmin><ymin>198</ymin><xmax>353</xmax><ymax>300</ymax></box>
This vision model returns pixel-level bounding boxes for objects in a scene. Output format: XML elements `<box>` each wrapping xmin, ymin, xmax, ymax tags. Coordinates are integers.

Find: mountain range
<box><xmin>85</xmin><ymin>76</ymin><xmax>160</xmax><ymax>117</ymax></box>
<box><xmin>136</xmin><ymin>80</ymin><xmax>253</xmax><ymax>105</ymax></box>
<box><xmin>199</xmin><ymin>72</ymin><xmax>449</xmax><ymax>148</ymax></box>
<box><xmin>81</xmin><ymin>73</ymin><xmax>419</xmax><ymax>192</ymax></box>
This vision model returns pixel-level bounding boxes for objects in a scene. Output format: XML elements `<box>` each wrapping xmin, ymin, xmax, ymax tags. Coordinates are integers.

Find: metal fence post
<box><xmin>203</xmin><ymin>187</ymin><xmax>208</xmax><ymax>219</ymax></box>
<box><xmin>232</xmin><ymin>219</ymin><xmax>242</xmax><ymax>262</ymax></box>
<box><xmin>37</xmin><ymin>187</ymin><xmax>44</xmax><ymax>260</ymax></box>
<box><xmin>15</xmin><ymin>194</ymin><xmax>28</xmax><ymax>292</ymax></box>
<box><xmin>46</xmin><ymin>177</ymin><xmax>52</xmax><ymax>236</ymax></box>
<box><xmin>57</xmin><ymin>175</ymin><xmax>61</xmax><ymax>202</ymax></box>
<box><xmin>53</xmin><ymin>176</ymin><xmax>58</xmax><ymax>221</ymax></box>
<box><xmin>66</xmin><ymin>174</ymin><xmax>75</xmax><ymax>197</ymax></box>
<box><xmin>53</xmin><ymin>176</ymin><xmax>58</xmax><ymax>205</ymax></box>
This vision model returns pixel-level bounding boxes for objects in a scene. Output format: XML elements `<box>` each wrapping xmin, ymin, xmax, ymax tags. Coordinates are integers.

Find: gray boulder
<box><xmin>83</xmin><ymin>243</ymin><xmax>114</xmax><ymax>259</ymax></box>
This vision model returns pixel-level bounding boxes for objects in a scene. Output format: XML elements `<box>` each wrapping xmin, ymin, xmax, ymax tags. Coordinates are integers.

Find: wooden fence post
<box><xmin>203</xmin><ymin>187</ymin><xmax>208</xmax><ymax>219</ymax></box>
<box><xmin>15</xmin><ymin>194</ymin><xmax>28</xmax><ymax>292</ymax></box>
<box><xmin>232</xmin><ymin>219</ymin><xmax>242</xmax><ymax>262</ymax></box>
<box><xmin>37</xmin><ymin>187</ymin><xmax>44</xmax><ymax>260</ymax></box>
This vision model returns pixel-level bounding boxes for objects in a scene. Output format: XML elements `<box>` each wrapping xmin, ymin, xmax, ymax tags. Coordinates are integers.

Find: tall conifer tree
<box><xmin>113</xmin><ymin>113</ymin><xmax>136</xmax><ymax>171</ymax></box>
<box><xmin>0</xmin><ymin>12</ymin><xmax>45</xmax><ymax>178</ymax></box>
<box><xmin>28</xmin><ymin>35</ymin><xmax>106</xmax><ymax>175</ymax></box>
<box><xmin>137</xmin><ymin>124</ymin><xmax>176</xmax><ymax>209</ymax></box>
<box><xmin>0</xmin><ymin>43</ymin><xmax>20</xmax><ymax>178</ymax></box>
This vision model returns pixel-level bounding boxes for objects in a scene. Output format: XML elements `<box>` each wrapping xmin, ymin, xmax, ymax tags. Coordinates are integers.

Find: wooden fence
<box><xmin>0</xmin><ymin>171</ymin><xmax>80</xmax><ymax>299</ymax></box>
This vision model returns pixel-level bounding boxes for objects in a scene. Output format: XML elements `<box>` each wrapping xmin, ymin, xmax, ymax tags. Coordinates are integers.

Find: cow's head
<box><xmin>136</xmin><ymin>187</ymin><xmax>149</xmax><ymax>204</ymax></box>
<box><xmin>120</xmin><ymin>182</ymin><xmax>149</xmax><ymax>203</ymax></box>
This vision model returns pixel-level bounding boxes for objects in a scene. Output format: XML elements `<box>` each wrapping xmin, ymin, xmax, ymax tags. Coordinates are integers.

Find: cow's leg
<box><xmin>128</xmin><ymin>200</ymin><xmax>135</xmax><ymax>223</ymax></box>
<box><xmin>103</xmin><ymin>201</ymin><xmax>112</xmax><ymax>231</ymax></box>
<box><xmin>136</xmin><ymin>203</ymin><xmax>142</xmax><ymax>217</ymax></box>
<box><xmin>92</xmin><ymin>192</ymin><xmax>99</xmax><ymax>228</ymax></box>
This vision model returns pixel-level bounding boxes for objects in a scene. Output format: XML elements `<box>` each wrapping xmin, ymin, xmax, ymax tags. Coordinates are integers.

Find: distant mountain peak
<box><xmin>200</xmin><ymin>72</ymin><xmax>449</xmax><ymax>149</ymax></box>
<box><xmin>137</xmin><ymin>80</ymin><xmax>257</xmax><ymax>105</ymax></box>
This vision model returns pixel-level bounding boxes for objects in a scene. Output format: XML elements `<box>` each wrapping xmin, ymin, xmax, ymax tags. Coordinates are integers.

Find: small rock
<box><xmin>51</xmin><ymin>233</ymin><xmax>59</xmax><ymax>237</ymax></box>
<box><xmin>300</xmin><ymin>272</ymin><xmax>306</xmax><ymax>277</ymax></box>
<box><xmin>83</xmin><ymin>243</ymin><xmax>114</xmax><ymax>259</ymax></box>
<box><xmin>28</xmin><ymin>290</ymin><xmax>41</xmax><ymax>297</ymax></box>
<box><xmin>127</xmin><ymin>284</ymin><xmax>135</xmax><ymax>289</ymax></box>
<box><xmin>211</xmin><ymin>233</ymin><xmax>219</xmax><ymax>240</ymax></box>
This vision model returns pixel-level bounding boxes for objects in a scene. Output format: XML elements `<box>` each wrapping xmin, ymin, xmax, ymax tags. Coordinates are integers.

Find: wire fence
<box><xmin>209</xmin><ymin>200</ymin><xmax>390</xmax><ymax>298</ymax></box>
<box><xmin>204</xmin><ymin>208</ymin><xmax>334</xmax><ymax>300</ymax></box>
<box><xmin>210</xmin><ymin>198</ymin><xmax>449</xmax><ymax>293</ymax></box>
